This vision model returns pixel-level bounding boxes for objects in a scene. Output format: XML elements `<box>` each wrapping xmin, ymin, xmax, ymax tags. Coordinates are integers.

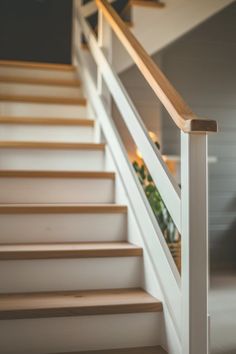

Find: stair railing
<box><xmin>73</xmin><ymin>1</ymin><xmax>217</xmax><ymax>353</ymax></box>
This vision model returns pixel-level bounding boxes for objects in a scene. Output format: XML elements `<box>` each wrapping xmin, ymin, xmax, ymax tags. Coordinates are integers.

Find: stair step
<box><xmin>0</xmin><ymin>118</ymin><xmax>95</xmax><ymax>143</ymax></box>
<box><xmin>0</xmin><ymin>83</ymin><xmax>83</xmax><ymax>100</ymax></box>
<box><xmin>0</xmin><ymin>288</ymin><xmax>162</xmax><ymax>320</ymax></box>
<box><xmin>0</xmin><ymin>61</ymin><xmax>79</xmax><ymax>84</ymax></box>
<box><xmin>0</xmin><ymin>116</ymin><xmax>94</xmax><ymax>126</ymax></box>
<box><xmin>0</xmin><ymin>99</ymin><xmax>87</xmax><ymax>118</ymax></box>
<box><xmin>0</xmin><ymin>142</ymin><xmax>105</xmax><ymax>171</ymax></box>
<box><xmin>130</xmin><ymin>0</ymin><xmax>165</xmax><ymax>8</ymax></box>
<box><xmin>0</xmin><ymin>60</ymin><xmax>76</xmax><ymax>71</ymax></box>
<box><xmin>0</xmin><ymin>204</ymin><xmax>126</xmax><ymax>214</ymax></box>
<box><xmin>0</xmin><ymin>170</ymin><xmax>114</xmax><ymax>178</ymax></box>
<box><xmin>0</xmin><ymin>141</ymin><xmax>105</xmax><ymax>150</ymax></box>
<box><xmin>66</xmin><ymin>346</ymin><xmax>167</xmax><ymax>353</ymax></box>
<box><xmin>0</xmin><ymin>75</ymin><xmax>81</xmax><ymax>87</ymax></box>
<box><xmin>0</xmin><ymin>170</ymin><xmax>115</xmax><ymax>204</ymax></box>
<box><xmin>0</xmin><ymin>94</ymin><xmax>86</xmax><ymax>105</ymax></box>
<box><xmin>0</xmin><ymin>204</ymin><xmax>126</xmax><ymax>244</ymax></box>
<box><xmin>0</xmin><ymin>242</ymin><xmax>142</xmax><ymax>260</ymax></box>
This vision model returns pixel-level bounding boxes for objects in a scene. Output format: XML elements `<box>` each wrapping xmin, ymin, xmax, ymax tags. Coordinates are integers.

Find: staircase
<box><xmin>0</xmin><ymin>61</ymin><xmax>166</xmax><ymax>354</ymax></box>
<box><xmin>0</xmin><ymin>0</ymin><xmax>220</xmax><ymax>352</ymax></box>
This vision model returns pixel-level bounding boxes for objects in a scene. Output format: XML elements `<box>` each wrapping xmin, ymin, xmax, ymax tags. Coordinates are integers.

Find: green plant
<box><xmin>133</xmin><ymin>160</ymin><xmax>179</xmax><ymax>243</ymax></box>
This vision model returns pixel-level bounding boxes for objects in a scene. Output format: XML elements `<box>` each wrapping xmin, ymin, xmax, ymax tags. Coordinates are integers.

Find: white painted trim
<box><xmin>181</xmin><ymin>132</ymin><xmax>209</xmax><ymax>354</ymax></box>
<box><xmin>75</xmin><ymin>46</ymin><xmax>182</xmax><ymax>344</ymax></box>
<box><xmin>76</xmin><ymin>10</ymin><xmax>182</xmax><ymax>233</ymax></box>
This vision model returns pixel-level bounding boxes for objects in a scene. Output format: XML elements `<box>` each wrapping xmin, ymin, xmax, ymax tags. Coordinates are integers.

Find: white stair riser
<box><xmin>0</xmin><ymin>124</ymin><xmax>94</xmax><ymax>143</ymax></box>
<box><xmin>0</xmin><ymin>313</ymin><xmax>162</xmax><ymax>354</ymax></box>
<box><xmin>0</xmin><ymin>149</ymin><xmax>104</xmax><ymax>171</ymax></box>
<box><xmin>0</xmin><ymin>258</ymin><xmax>142</xmax><ymax>293</ymax></box>
<box><xmin>0</xmin><ymin>178</ymin><xmax>114</xmax><ymax>204</ymax></box>
<box><xmin>0</xmin><ymin>213</ymin><xmax>127</xmax><ymax>243</ymax></box>
<box><xmin>0</xmin><ymin>102</ymin><xmax>87</xmax><ymax>118</ymax></box>
<box><xmin>0</xmin><ymin>67</ymin><xmax>78</xmax><ymax>81</ymax></box>
<box><xmin>0</xmin><ymin>82</ymin><xmax>83</xmax><ymax>99</ymax></box>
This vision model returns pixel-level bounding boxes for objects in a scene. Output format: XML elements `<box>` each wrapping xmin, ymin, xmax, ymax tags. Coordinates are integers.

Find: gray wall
<box><xmin>160</xmin><ymin>2</ymin><xmax>236</xmax><ymax>269</ymax></box>
<box><xmin>115</xmin><ymin>2</ymin><xmax>236</xmax><ymax>269</ymax></box>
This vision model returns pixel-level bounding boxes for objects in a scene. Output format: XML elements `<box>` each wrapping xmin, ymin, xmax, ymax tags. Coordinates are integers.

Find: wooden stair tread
<box><xmin>66</xmin><ymin>345</ymin><xmax>167</xmax><ymax>353</ymax></box>
<box><xmin>0</xmin><ymin>94</ymin><xmax>86</xmax><ymax>105</ymax></box>
<box><xmin>0</xmin><ymin>242</ymin><xmax>142</xmax><ymax>260</ymax></box>
<box><xmin>0</xmin><ymin>288</ymin><xmax>162</xmax><ymax>320</ymax></box>
<box><xmin>0</xmin><ymin>170</ymin><xmax>115</xmax><ymax>179</ymax></box>
<box><xmin>129</xmin><ymin>0</ymin><xmax>165</xmax><ymax>8</ymax></box>
<box><xmin>0</xmin><ymin>116</ymin><xmax>94</xmax><ymax>126</ymax></box>
<box><xmin>0</xmin><ymin>60</ymin><xmax>76</xmax><ymax>72</ymax></box>
<box><xmin>0</xmin><ymin>76</ymin><xmax>81</xmax><ymax>87</ymax></box>
<box><xmin>0</xmin><ymin>141</ymin><xmax>105</xmax><ymax>150</ymax></box>
<box><xmin>0</xmin><ymin>204</ymin><xmax>127</xmax><ymax>214</ymax></box>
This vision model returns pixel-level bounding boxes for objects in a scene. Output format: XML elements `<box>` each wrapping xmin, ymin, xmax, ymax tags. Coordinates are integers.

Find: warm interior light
<box><xmin>136</xmin><ymin>131</ymin><xmax>158</xmax><ymax>159</ymax></box>
<box><xmin>148</xmin><ymin>131</ymin><xmax>158</xmax><ymax>142</ymax></box>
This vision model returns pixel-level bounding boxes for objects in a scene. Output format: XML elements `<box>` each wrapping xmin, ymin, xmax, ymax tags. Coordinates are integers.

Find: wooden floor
<box><xmin>210</xmin><ymin>272</ymin><xmax>236</xmax><ymax>354</ymax></box>
<box><xmin>59</xmin><ymin>346</ymin><xmax>167</xmax><ymax>354</ymax></box>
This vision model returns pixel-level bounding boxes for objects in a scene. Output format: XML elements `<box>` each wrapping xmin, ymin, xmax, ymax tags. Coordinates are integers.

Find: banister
<box><xmin>95</xmin><ymin>0</ymin><xmax>217</xmax><ymax>134</ymax></box>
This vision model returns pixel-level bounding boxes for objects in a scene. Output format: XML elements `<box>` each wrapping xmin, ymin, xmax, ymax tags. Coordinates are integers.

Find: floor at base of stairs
<box><xmin>56</xmin><ymin>346</ymin><xmax>167</xmax><ymax>354</ymax></box>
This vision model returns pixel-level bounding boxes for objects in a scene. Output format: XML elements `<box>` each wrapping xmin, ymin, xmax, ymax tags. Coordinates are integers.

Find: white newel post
<box><xmin>181</xmin><ymin>132</ymin><xmax>209</xmax><ymax>354</ymax></box>
<box><xmin>97</xmin><ymin>9</ymin><xmax>113</xmax><ymax>115</ymax></box>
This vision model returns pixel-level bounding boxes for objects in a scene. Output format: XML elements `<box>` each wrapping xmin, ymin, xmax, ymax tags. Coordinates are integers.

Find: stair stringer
<box><xmin>113</xmin><ymin>0</ymin><xmax>234</xmax><ymax>73</ymax></box>
<box><xmin>75</xmin><ymin>50</ymin><xmax>182</xmax><ymax>354</ymax></box>
<box><xmin>105</xmin><ymin>148</ymin><xmax>181</xmax><ymax>354</ymax></box>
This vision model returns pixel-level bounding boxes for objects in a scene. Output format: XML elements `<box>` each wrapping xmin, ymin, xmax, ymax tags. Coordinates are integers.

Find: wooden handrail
<box><xmin>95</xmin><ymin>0</ymin><xmax>217</xmax><ymax>133</ymax></box>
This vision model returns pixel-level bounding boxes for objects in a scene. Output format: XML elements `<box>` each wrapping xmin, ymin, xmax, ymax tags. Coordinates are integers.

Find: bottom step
<box><xmin>0</xmin><ymin>312</ymin><xmax>163</xmax><ymax>354</ymax></box>
<box><xmin>0</xmin><ymin>289</ymin><xmax>163</xmax><ymax>354</ymax></box>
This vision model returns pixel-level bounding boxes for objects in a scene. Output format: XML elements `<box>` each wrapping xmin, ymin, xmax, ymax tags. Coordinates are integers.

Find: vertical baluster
<box><xmin>181</xmin><ymin>131</ymin><xmax>209</xmax><ymax>354</ymax></box>
<box><xmin>97</xmin><ymin>9</ymin><xmax>113</xmax><ymax>115</ymax></box>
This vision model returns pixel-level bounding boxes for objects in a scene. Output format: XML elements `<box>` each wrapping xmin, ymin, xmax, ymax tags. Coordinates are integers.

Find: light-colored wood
<box><xmin>95</xmin><ymin>0</ymin><xmax>217</xmax><ymax>133</ymax></box>
<box><xmin>0</xmin><ymin>170</ymin><xmax>115</xmax><ymax>179</ymax></box>
<box><xmin>0</xmin><ymin>116</ymin><xmax>94</xmax><ymax>126</ymax></box>
<box><xmin>0</xmin><ymin>288</ymin><xmax>162</xmax><ymax>320</ymax></box>
<box><xmin>0</xmin><ymin>204</ymin><xmax>127</xmax><ymax>214</ymax></box>
<box><xmin>0</xmin><ymin>141</ymin><xmax>105</xmax><ymax>150</ymax></box>
<box><xmin>57</xmin><ymin>346</ymin><xmax>167</xmax><ymax>354</ymax></box>
<box><xmin>130</xmin><ymin>0</ymin><xmax>165</xmax><ymax>8</ymax></box>
<box><xmin>0</xmin><ymin>60</ymin><xmax>76</xmax><ymax>72</ymax></box>
<box><xmin>0</xmin><ymin>94</ymin><xmax>86</xmax><ymax>106</ymax></box>
<box><xmin>0</xmin><ymin>242</ymin><xmax>142</xmax><ymax>260</ymax></box>
<box><xmin>0</xmin><ymin>75</ymin><xmax>81</xmax><ymax>87</ymax></box>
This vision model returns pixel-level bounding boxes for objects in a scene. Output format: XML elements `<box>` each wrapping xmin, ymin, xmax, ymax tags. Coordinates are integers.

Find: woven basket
<box><xmin>168</xmin><ymin>241</ymin><xmax>181</xmax><ymax>273</ymax></box>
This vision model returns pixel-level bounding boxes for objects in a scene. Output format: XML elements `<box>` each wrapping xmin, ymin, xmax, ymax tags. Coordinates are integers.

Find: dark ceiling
<box><xmin>0</xmin><ymin>0</ymin><xmax>73</xmax><ymax>63</ymax></box>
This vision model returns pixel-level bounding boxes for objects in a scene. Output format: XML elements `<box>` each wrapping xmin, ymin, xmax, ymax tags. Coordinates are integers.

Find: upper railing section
<box><xmin>95</xmin><ymin>0</ymin><xmax>217</xmax><ymax>134</ymax></box>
